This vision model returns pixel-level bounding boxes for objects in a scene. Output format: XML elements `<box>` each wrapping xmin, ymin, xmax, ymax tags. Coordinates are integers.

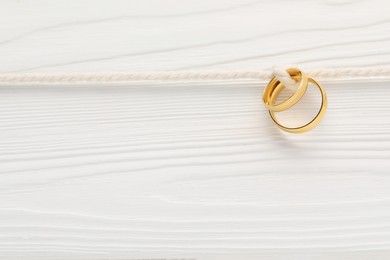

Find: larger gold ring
<box><xmin>262</xmin><ymin>68</ymin><xmax>308</xmax><ymax>112</ymax></box>
<box><xmin>268</xmin><ymin>76</ymin><xmax>327</xmax><ymax>133</ymax></box>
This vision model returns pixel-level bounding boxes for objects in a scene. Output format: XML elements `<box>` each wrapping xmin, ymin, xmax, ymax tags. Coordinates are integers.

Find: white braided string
<box><xmin>272</xmin><ymin>66</ymin><xmax>299</xmax><ymax>92</ymax></box>
<box><xmin>0</xmin><ymin>67</ymin><xmax>389</xmax><ymax>85</ymax></box>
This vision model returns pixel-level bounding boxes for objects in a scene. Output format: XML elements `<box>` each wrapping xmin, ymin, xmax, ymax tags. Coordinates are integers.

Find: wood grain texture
<box><xmin>1</xmin><ymin>79</ymin><xmax>390</xmax><ymax>259</ymax></box>
<box><xmin>1</xmin><ymin>0</ymin><xmax>390</xmax><ymax>259</ymax></box>
<box><xmin>0</xmin><ymin>0</ymin><xmax>390</xmax><ymax>72</ymax></box>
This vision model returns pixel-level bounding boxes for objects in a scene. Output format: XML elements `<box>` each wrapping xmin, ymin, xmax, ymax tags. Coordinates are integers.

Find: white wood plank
<box><xmin>0</xmin><ymin>79</ymin><xmax>390</xmax><ymax>259</ymax></box>
<box><xmin>0</xmin><ymin>0</ymin><xmax>389</xmax><ymax>72</ymax></box>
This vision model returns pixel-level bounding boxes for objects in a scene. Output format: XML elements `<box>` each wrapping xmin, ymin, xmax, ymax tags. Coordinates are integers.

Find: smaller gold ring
<box><xmin>268</xmin><ymin>76</ymin><xmax>327</xmax><ymax>133</ymax></box>
<box><xmin>262</xmin><ymin>68</ymin><xmax>308</xmax><ymax>112</ymax></box>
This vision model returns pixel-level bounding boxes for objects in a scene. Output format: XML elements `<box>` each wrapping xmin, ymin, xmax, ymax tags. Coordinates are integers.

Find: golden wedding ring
<box><xmin>262</xmin><ymin>68</ymin><xmax>327</xmax><ymax>133</ymax></box>
<box><xmin>263</xmin><ymin>68</ymin><xmax>308</xmax><ymax>112</ymax></box>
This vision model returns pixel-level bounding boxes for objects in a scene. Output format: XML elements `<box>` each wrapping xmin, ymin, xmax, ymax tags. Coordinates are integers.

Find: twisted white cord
<box><xmin>272</xmin><ymin>66</ymin><xmax>299</xmax><ymax>91</ymax></box>
<box><xmin>0</xmin><ymin>67</ymin><xmax>389</xmax><ymax>85</ymax></box>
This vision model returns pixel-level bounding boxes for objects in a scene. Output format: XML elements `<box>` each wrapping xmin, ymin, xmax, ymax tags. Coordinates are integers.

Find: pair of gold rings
<box><xmin>262</xmin><ymin>68</ymin><xmax>327</xmax><ymax>133</ymax></box>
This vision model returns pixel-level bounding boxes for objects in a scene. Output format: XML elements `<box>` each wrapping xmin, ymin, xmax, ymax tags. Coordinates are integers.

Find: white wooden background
<box><xmin>1</xmin><ymin>0</ymin><xmax>390</xmax><ymax>259</ymax></box>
